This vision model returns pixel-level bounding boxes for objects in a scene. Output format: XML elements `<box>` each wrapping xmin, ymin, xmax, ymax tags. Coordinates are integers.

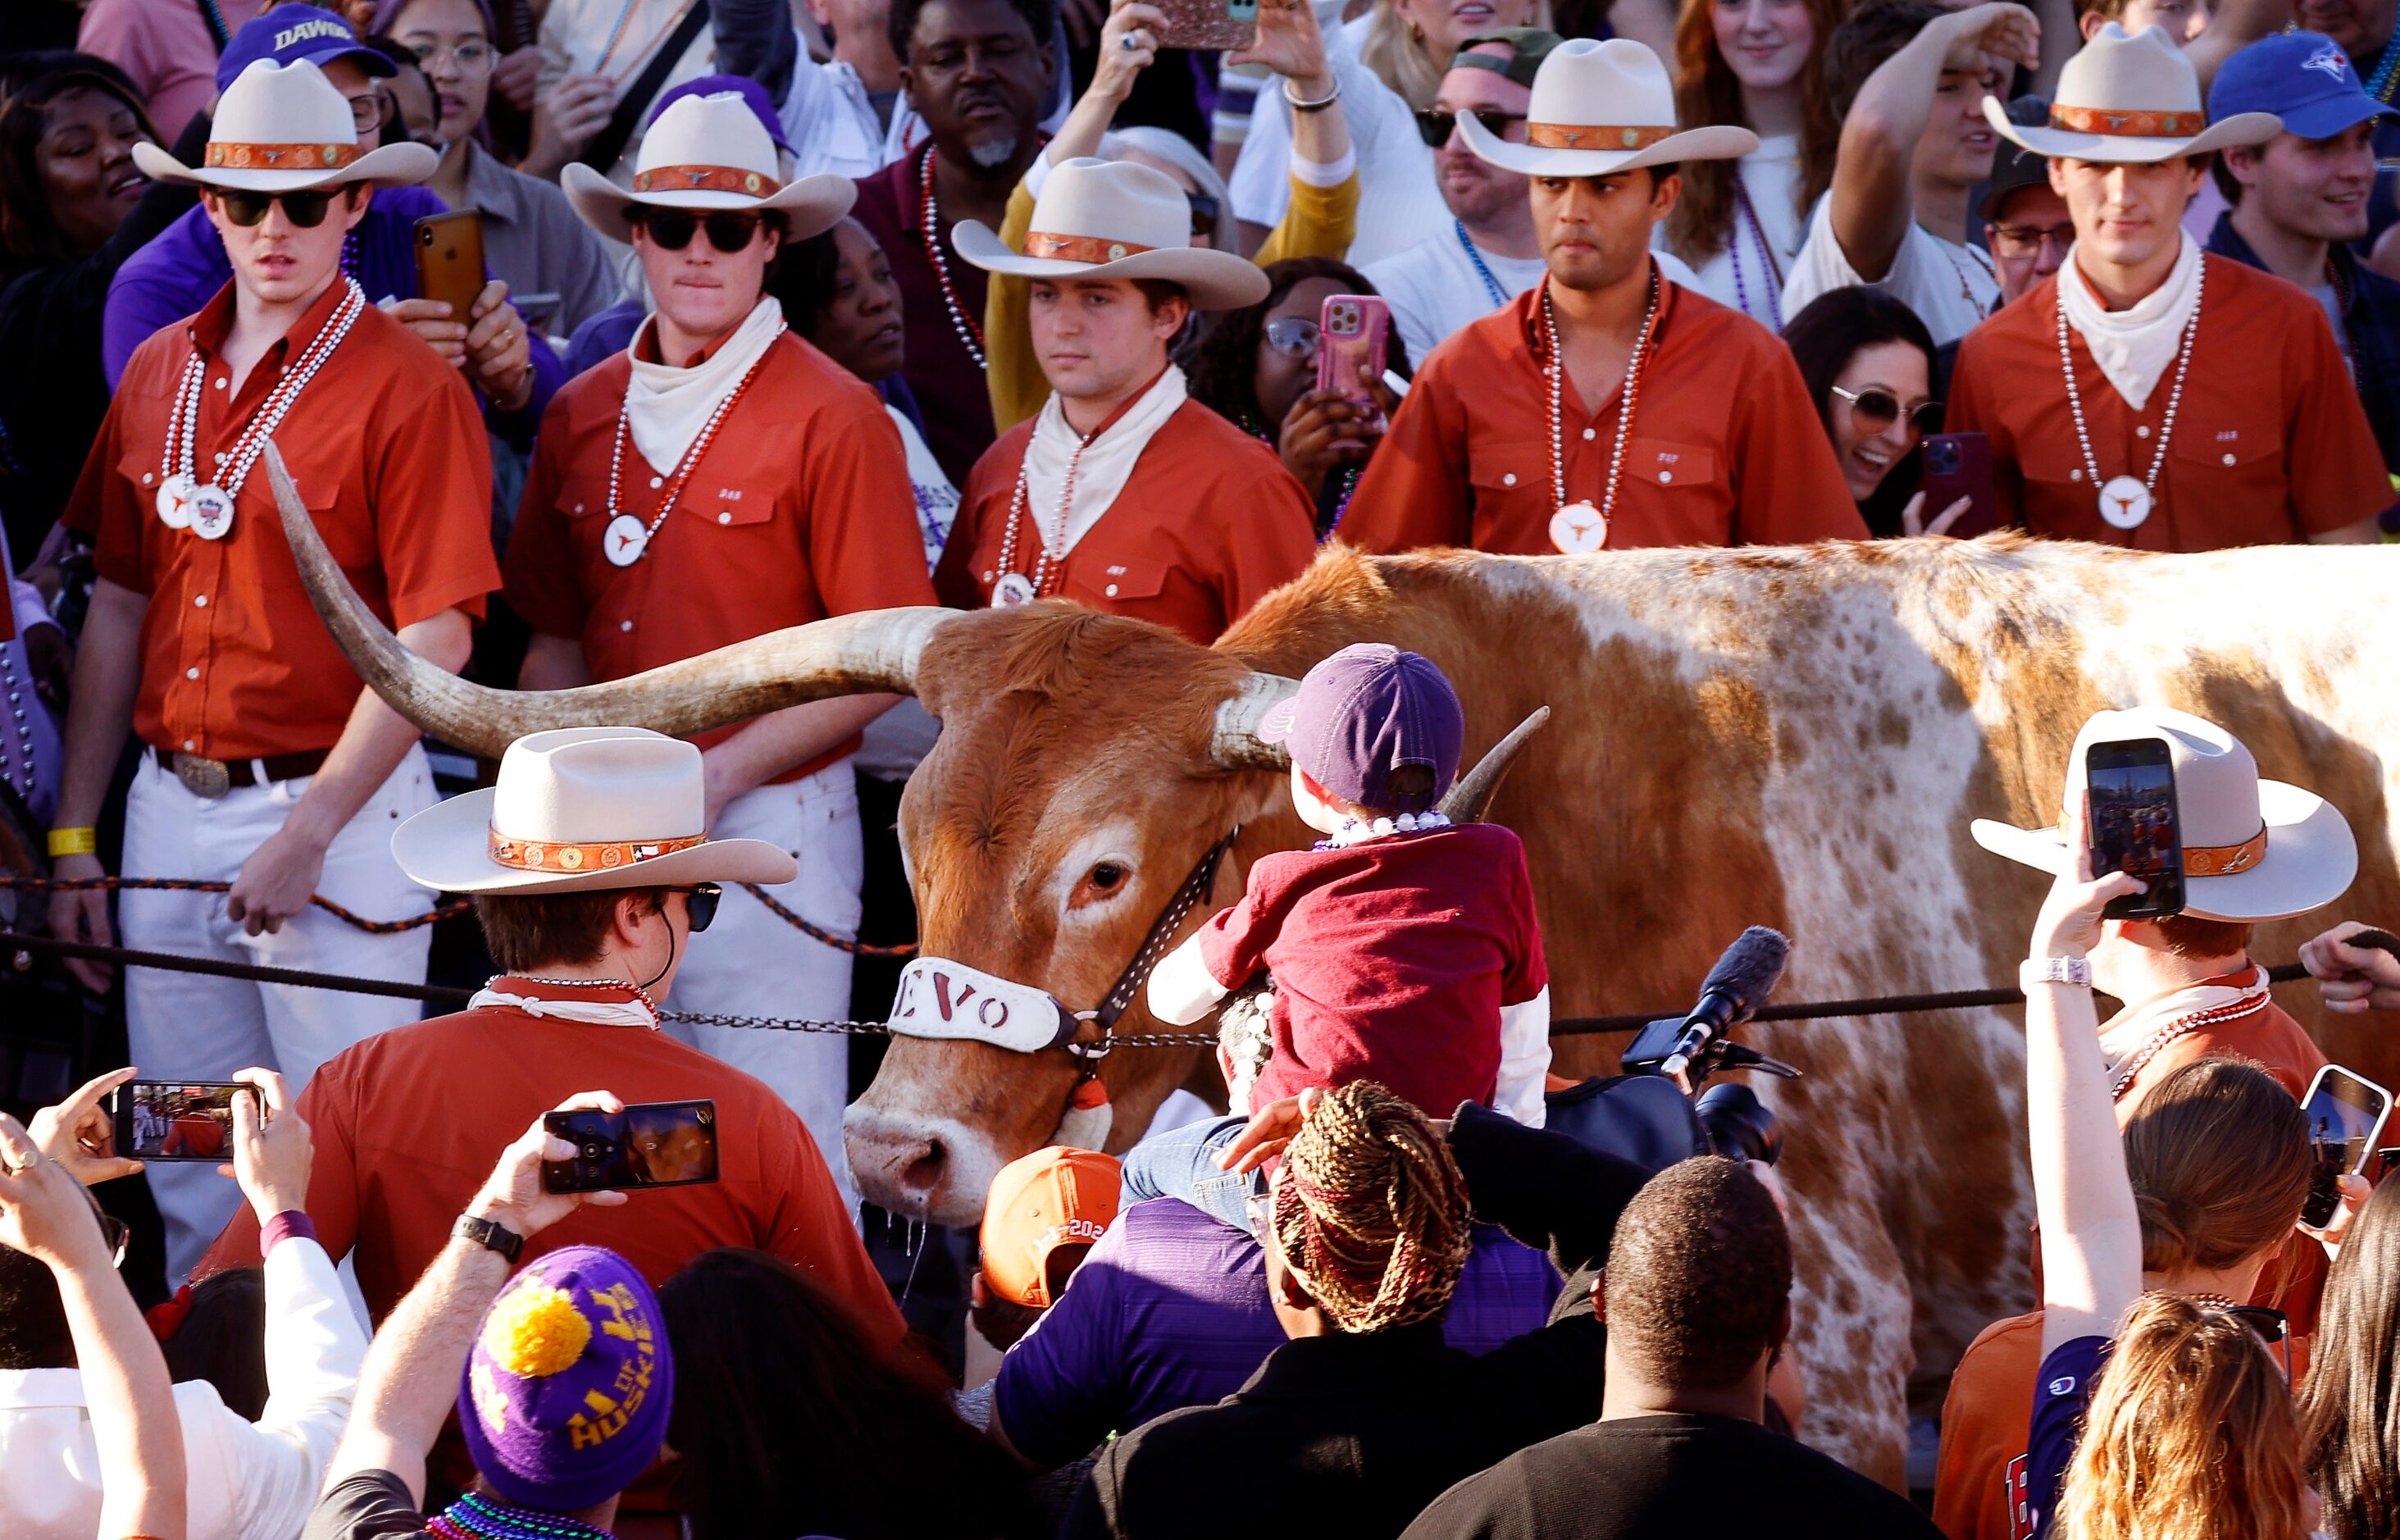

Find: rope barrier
<box><xmin>0</xmin><ymin>876</ymin><xmax>469</xmax><ymax>934</ymax></box>
<box><xmin>0</xmin><ymin>929</ymin><xmax>2322</xmax><ymax>1045</ymax></box>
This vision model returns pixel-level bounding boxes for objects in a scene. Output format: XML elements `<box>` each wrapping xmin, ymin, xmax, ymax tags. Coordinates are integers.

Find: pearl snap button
<box><xmin>2223</xmin><ymin>453</ymin><xmax>2236</xmax><ymax>466</ymax></box>
<box><xmin>1501</xmin><ymin>472</ymin><xmax>1517</xmax><ymax>486</ymax></box>
<box><xmin>1104</xmin><ymin>582</ymin><xmax>1119</xmax><ymax>597</ymax></box>
<box><xmin>212</xmin><ymin>376</ymin><xmax>226</xmax><ymax>390</ymax></box>
<box><xmin>184</xmin><ymin>739</ymin><xmax>195</xmax><ymax>750</ymax></box>
<box><xmin>2135</xmin><ymin>425</ymin><xmax>2149</xmax><ymax>438</ymax></box>
<box><xmin>143</xmin><ymin>472</ymin><xmax>155</xmax><ymax>485</ymax></box>
<box><xmin>185</xmin><ymin>667</ymin><xmax>199</xmax><ymax>680</ymax></box>
<box><xmin>717</xmin><ymin>512</ymin><xmax>731</xmax><ymax>524</ymax></box>
<box><xmin>194</xmin><ymin>594</ymin><xmax>208</xmax><ymax>608</ymax></box>
<box><xmin>649</xmin><ymin>476</ymin><xmax>664</xmax><ymax>490</ymax></box>
<box><xmin>1582</xmin><ymin>427</ymin><xmax>1596</xmax><ymax>440</ymax></box>
<box><xmin>574</xmin><ymin>503</ymin><xmax>585</xmax><ymax>513</ymax></box>
<box><xmin>620</xmin><ymin>619</ymin><xmax>635</xmax><ymax>631</ymax></box>
<box><xmin>1660</xmin><ymin>470</ymin><xmax>1674</xmax><ymax>484</ymax></box>
<box><xmin>2070</xmin><ymin>469</ymin><xmax>2083</xmax><ymax>481</ymax></box>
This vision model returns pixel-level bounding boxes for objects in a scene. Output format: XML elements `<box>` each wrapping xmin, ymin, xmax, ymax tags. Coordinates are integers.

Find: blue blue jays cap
<box><xmin>2209</xmin><ymin>33</ymin><xmax>2386</xmax><ymax>140</ymax></box>
<box><xmin>216</xmin><ymin>6</ymin><xmax>394</xmax><ymax>95</ymax></box>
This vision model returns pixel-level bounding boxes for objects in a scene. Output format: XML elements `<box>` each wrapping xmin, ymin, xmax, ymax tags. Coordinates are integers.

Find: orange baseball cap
<box><xmin>980</xmin><ymin>1145</ymin><xmax>1123</xmax><ymax>1309</ymax></box>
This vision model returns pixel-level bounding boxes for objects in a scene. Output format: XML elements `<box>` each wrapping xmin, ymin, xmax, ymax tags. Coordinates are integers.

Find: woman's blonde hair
<box><xmin>2056</xmin><ymin>1294</ymin><xmax>2310</xmax><ymax>1540</ymax></box>
<box><xmin>1358</xmin><ymin>0</ymin><xmax>1555</xmax><ymax>114</ymax></box>
<box><xmin>1661</xmin><ymin>0</ymin><xmax>1842</xmax><ymax>266</ymax></box>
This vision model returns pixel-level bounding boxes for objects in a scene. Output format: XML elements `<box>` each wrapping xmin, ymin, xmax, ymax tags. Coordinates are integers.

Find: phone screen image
<box><xmin>116</xmin><ymin>1080</ymin><xmax>251</xmax><ymax>1162</ymax></box>
<box><xmin>2301</xmin><ymin>1066</ymin><xmax>2393</xmax><ymax>1226</ymax></box>
<box><xmin>544</xmin><ymin>1100</ymin><xmax>719</xmax><ymax>1192</ymax></box>
<box><xmin>2086</xmin><ymin>740</ymin><xmax>2184</xmax><ymax>918</ymax></box>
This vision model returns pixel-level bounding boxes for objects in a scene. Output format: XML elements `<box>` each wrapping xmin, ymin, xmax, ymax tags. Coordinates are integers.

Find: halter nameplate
<box><xmin>2182</xmin><ymin>825</ymin><xmax>2268</xmax><ymax>877</ymax></box>
<box><xmin>631</xmin><ymin>163</ymin><xmax>783</xmax><ymax>196</ymax></box>
<box><xmin>2047</xmin><ymin>106</ymin><xmax>2200</xmax><ymax>137</ymax></box>
<box><xmin>1524</xmin><ymin>123</ymin><xmax>1675</xmax><ymax>151</ymax></box>
<box><xmin>203</xmin><ymin>141</ymin><xmax>361</xmax><ymax>170</ymax></box>
<box><xmin>1024</xmin><ymin>231</ymin><xmax>1155</xmax><ymax>263</ymax></box>
<box><xmin>487</xmin><ymin>829</ymin><xmax>707</xmax><ymax>873</ymax></box>
<box><xmin>888</xmin><ymin>957</ymin><xmax>1081</xmax><ymax>1054</ymax></box>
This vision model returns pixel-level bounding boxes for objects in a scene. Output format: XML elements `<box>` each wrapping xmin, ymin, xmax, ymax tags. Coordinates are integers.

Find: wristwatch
<box><xmin>2020</xmin><ymin>956</ymin><xmax>2093</xmax><ymax>991</ymax></box>
<box><xmin>453</xmin><ymin>1212</ymin><xmax>526</xmax><ymax>1264</ymax></box>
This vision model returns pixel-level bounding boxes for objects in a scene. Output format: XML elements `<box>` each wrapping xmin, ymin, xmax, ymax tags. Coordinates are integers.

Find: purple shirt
<box><xmin>102</xmin><ymin>189</ymin><xmax>562</xmax><ymax>431</ymax></box>
<box><xmin>993</xmin><ymin>1196</ymin><xmax>1560</xmax><ymax>1469</ymax></box>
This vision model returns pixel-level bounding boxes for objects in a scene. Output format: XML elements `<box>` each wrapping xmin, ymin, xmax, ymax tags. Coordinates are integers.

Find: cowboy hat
<box><xmin>953</xmin><ymin>158</ymin><xmax>1270</xmax><ymax>311</ymax></box>
<box><xmin>564</xmin><ymin>89</ymin><xmax>854</xmax><ymax>244</ymax></box>
<box><xmin>133</xmin><ymin>57</ymin><xmax>435</xmax><ymax>192</ymax></box>
<box><xmin>1970</xmin><ymin>706</ymin><xmax>2356</xmax><ymax>923</ymax></box>
<box><xmin>1459</xmin><ymin>37</ymin><xmax>1756</xmax><ymax>179</ymax></box>
<box><xmin>392</xmin><ymin>727</ymin><xmax>797</xmax><ymax>895</ymax></box>
<box><xmin>1984</xmin><ymin>23</ymin><xmax>2280</xmax><ymax>163</ymax></box>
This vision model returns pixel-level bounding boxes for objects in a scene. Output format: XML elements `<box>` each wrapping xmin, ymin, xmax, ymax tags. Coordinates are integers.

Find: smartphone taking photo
<box><xmin>1150</xmin><ymin>0</ymin><xmax>1259</xmax><ymax>52</ymax></box>
<box><xmin>2300</xmin><ymin>1065</ymin><xmax>2392</xmax><ymax>1228</ymax></box>
<box><xmin>2085</xmin><ymin>738</ymin><xmax>2185</xmax><ymax>919</ymax></box>
<box><xmin>542</xmin><ymin>1100</ymin><xmax>720</xmax><ymax>1193</ymax></box>
<box><xmin>1315</xmin><ymin>294</ymin><xmax>1389</xmax><ymax>421</ymax></box>
<box><xmin>113</xmin><ymin>1080</ymin><xmax>256</xmax><ymax>1163</ymax></box>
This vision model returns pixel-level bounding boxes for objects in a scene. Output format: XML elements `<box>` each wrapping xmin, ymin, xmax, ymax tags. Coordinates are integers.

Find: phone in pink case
<box><xmin>1315</xmin><ymin>295</ymin><xmax>1389</xmax><ymax>419</ymax></box>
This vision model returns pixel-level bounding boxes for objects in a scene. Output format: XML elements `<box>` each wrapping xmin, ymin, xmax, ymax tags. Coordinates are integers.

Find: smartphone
<box><xmin>2085</xmin><ymin>738</ymin><xmax>2185</xmax><ymax>918</ymax></box>
<box><xmin>1920</xmin><ymin>432</ymin><xmax>1999</xmax><ymax>537</ymax></box>
<box><xmin>542</xmin><ymin>1100</ymin><xmax>719</xmax><ymax>1193</ymax></box>
<box><xmin>112</xmin><ymin>1079</ymin><xmax>255</xmax><ymax>1163</ymax></box>
<box><xmin>1151</xmin><ymin>0</ymin><xmax>1258</xmax><ymax>51</ymax></box>
<box><xmin>1316</xmin><ymin>294</ymin><xmax>1389</xmax><ymax>417</ymax></box>
<box><xmin>2300</xmin><ymin>1065</ymin><xmax>2393</xmax><ymax>1228</ymax></box>
<box><xmin>413</xmin><ymin>210</ymin><xmax>486</xmax><ymax>325</ymax></box>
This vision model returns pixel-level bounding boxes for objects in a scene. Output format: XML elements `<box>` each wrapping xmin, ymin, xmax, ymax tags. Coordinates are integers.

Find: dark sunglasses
<box><xmin>2220</xmin><ymin>1304</ymin><xmax>2291</xmax><ymax>1377</ymax></box>
<box><xmin>1831</xmin><ymin>383</ymin><xmax>1942</xmax><ymax>436</ymax></box>
<box><xmin>679</xmin><ymin>883</ymin><xmax>722</xmax><ymax>934</ymax></box>
<box><xmin>212</xmin><ymin>187</ymin><xmax>344</xmax><ymax>229</ymax></box>
<box><xmin>631</xmin><ymin>207</ymin><xmax>767</xmax><ymax>253</ymax></box>
<box><xmin>1186</xmin><ymin>189</ymin><xmax>1220</xmax><ymax>240</ymax></box>
<box><xmin>1414</xmin><ymin>107</ymin><xmax>1525</xmax><ymax>148</ymax></box>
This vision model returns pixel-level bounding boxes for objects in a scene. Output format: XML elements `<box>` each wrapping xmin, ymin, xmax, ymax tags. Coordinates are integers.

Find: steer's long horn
<box><xmin>266</xmin><ymin>440</ymin><xmax>954</xmax><ymax>760</ymax></box>
<box><xmin>1439</xmin><ymin>706</ymin><xmax>1550</xmax><ymax>823</ymax></box>
<box><xmin>1209</xmin><ymin>669</ymin><xmax>1300</xmax><ymax>772</ymax></box>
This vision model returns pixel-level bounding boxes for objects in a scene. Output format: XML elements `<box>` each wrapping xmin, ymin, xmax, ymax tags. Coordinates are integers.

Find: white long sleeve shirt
<box><xmin>0</xmin><ymin>1237</ymin><xmax>367</xmax><ymax>1540</ymax></box>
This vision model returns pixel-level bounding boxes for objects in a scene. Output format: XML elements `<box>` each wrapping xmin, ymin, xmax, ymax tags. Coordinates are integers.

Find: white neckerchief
<box><xmin>471</xmin><ymin>982</ymin><xmax>659</xmax><ymax>1028</ymax></box>
<box><xmin>2056</xmin><ymin>232</ymin><xmax>2203</xmax><ymax>412</ymax></box>
<box><xmin>623</xmin><ymin>296</ymin><xmax>786</xmax><ymax>476</ymax></box>
<box><xmin>2097</xmin><ymin>963</ymin><xmax>2270</xmax><ymax>1094</ymax></box>
<box><xmin>1023</xmin><ymin>364</ymin><xmax>1189</xmax><ymax>558</ymax></box>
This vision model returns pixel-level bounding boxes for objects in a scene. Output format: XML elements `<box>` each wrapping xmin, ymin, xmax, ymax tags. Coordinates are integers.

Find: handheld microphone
<box><xmin>1659</xmin><ymin>927</ymin><xmax>1792</xmax><ymax>1082</ymax></box>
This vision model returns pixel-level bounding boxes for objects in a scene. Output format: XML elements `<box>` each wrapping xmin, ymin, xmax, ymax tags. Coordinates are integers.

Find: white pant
<box><xmin>122</xmin><ymin>746</ymin><xmax>437</xmax><ymax>1278</ymax></box>
<box><xmin>663</xmin><ymin>763</ymin><xmax>863</xmax><ymax>1220</ymax></box>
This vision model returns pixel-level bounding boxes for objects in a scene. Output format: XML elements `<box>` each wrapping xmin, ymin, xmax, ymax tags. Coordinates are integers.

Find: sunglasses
<box><xmin>212</xmin><ymin>187</ymin><xmax>348</xmax><ymax>228</ymax></box>
<box><xmin>1186</xmin><ymin>190</ymin><xmax>1220</xmax><ymax>240</ymax></box>
<box><xmin>1414</xmin><ymin>107</ymin><xmax>1525</xmax><ymax>148</ymax></box>
<box><xmin>2220</xmin><ymin>1304</ymin><xmax>2291</xmax><ymax>1378</ymax></box>
<box><xmin>631</xmin><ymin>207</ymin><xmax>769</xmax><ymax>253</ymax></box>
<box><xmin>1263</xmin><ymin>316</ymin><xmax>1320</xmax><ymax>359</ymax></box>
<box><xmin>1831</xmin><ymin>383</ymin><xmax>1942</xmax><ymax>436</ymax></box>
<box><xmin>677</xmin><ymin>884</ymin><xmax>722</xmax><ymax>934</ymax></box>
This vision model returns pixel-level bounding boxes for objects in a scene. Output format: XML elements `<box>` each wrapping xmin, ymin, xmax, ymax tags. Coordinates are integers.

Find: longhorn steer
<box><xmin>269</xmin><ymin>454</ymin><xmax>2400</xmax><ymax>1483</ymax></box>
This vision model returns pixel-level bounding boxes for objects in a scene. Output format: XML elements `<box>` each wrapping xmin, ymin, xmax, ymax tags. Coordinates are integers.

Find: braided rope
<box><xmin>0</xmin><ymin>876</ymin><xmax>467</xmax><ymax>934</ymax></box>
<box><xmin>1271</xmin><ymin>1082</ymin><xmax>1474</xmax><ymax>1333</ymax></box>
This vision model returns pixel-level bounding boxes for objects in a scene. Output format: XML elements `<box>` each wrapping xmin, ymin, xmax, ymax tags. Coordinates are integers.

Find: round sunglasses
<box><xmin>630</xmin><ymin>207</ymin><xmax>769</xmax><ymax>253</ymax></box>
<box><xmin>1263</xmin><ymin>317</ymin><xmax>1319</xmax><ymax>359</ymax></box>
<box><xmin>1414</xmin><ymin>107</ymin><xmax>1525</xmax><ymax>148</ymax></box>
<box><xmin>1831</xmin><ymin>383</ymin><xmax>1942</xmax><ymax>437</ymax></box>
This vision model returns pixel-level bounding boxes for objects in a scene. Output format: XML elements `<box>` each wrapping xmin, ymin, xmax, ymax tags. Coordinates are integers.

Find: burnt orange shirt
<box><xmin>1948</xmin><ymin>256</ymin><xmax>2387</xmax><ymax>549</ymax></box>
<box><xmin>66</xmin><ymin>279</ymin><xmax>497</xmax><ymax>760</ymax></box>
<box><xmin>197</xmin><ymin>979</ymin><xmax>906</xmax><ymax>1345</ymax></box>
<box><xmin>1339</xmin><ymin>271</ymin><xmax>1868</xmax><ymax>555</ymax></box>
<box><xmin>935</xmin><ymin>398</ymin><xmax>1316</xmax><ymax>646</ymax></box>
<box><xmin>504</xmin><ymin>330</ymin><xmax>936</xmax><ymax>777</ymax></box>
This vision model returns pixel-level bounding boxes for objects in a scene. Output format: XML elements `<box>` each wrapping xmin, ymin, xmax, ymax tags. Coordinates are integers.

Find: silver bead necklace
<box><xmin>599</xmin><ymin>321</ymin><xmax>786</xmax><ymax>567</ymax></box>
<box><xmin>1541</xmin><ymin>270</ymin><xmax>1658</xmax><ymax>554</ymax></box>
<box><xmin>2056</xmin><ymin>256</ymin><xmax>2204</xmax><ymax>533</ymax></box>
<box><xmin>990</xmin><ymin>425</ymin><xmax>1097</xmax><ymax>604</ymax></box>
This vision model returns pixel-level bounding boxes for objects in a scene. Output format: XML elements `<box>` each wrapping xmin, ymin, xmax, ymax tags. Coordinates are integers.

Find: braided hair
<box><xmin>1270</xmin><ymin>1082</ymin><xmax>1473</xmax><ymax>1334</ymax></box>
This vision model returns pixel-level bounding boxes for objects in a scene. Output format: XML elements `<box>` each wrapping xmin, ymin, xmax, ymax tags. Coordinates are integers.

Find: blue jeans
<box><xmin>1119</xmin><ymin>1114</ymin><xmax>1262</xmax><ymax>1232</ymax></box>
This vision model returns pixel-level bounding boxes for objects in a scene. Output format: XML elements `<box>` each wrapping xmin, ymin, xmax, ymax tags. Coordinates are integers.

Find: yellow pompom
<box><xmin>480</xmin><ymin>1281</ymin><xmax>591</xmax><ymax>1378</ymax></box>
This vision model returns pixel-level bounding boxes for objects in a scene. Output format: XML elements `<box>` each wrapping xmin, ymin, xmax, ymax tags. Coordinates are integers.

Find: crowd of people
<box><xmin>2</xmin><ymin>0</ymin><xmax>2400</xmax><ymax>1531</ymax></box>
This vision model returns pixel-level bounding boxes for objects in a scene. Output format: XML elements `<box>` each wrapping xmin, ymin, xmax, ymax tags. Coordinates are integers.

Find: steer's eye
<box><xmin>1071</xmin><ymin>862</ymin><xmax>1132</xmax><ymax>908</ymax></box>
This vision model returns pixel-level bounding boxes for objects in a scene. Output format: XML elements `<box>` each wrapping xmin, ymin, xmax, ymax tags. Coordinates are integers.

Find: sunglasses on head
<box><xmin>1414</xmin><ymin>107</ymin><xmax>1525</xmax><ymax>148</ymax></box>
<box><xmin>678</xmin><ymin>883</ymin><xmax>722</xmax><ymax>934</ymax></box>
<box><xmin>1831</xmin><ymin>383</ymin><xmax>1942</xmax><ymax>436</ymax></box>
<box><xmin>211</xmin><ymin>187</ymin><xmax>347</xmax><ymax>229</ymax></box>
<box><xmin>1263</xmin><ymin>316</ymin><xmax>1320</xmax><ymax>359</ymax></box>
<box><xmin>631</xmin><ymin>207</ymin><xmax>769</xmax><ymax>253</ymax></box>
<box><xmin>1186</xmin><ymin>189</ymin><xmax>1220</xmax><ymax>239</ymax></box>
<box><xmin>2219</xmin><ymin>1304</ymin><xmax>2291</xmax><ymax>1378</ymax></box>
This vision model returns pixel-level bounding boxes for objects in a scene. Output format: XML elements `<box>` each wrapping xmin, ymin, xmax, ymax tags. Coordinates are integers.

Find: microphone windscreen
<box><xmin>1701</xmin><ymin>926</ymin><xmax>1791</xmax><ymax>1009</ymax></box>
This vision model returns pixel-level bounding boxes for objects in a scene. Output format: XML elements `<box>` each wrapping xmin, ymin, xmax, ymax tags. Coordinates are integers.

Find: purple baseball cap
<box><xmin>1260</xmin><ymin>644</ymin><xmax>1464</xmax><ymax>814</ymax></box>
<box><xmin>458</xmin><ymin>1246</ymin><xmax>673</xmax><ymax>1515</ymax></box>
<box><xmin>649</xmin><ymin>74</ymin><xmax>793</xmax><ymax>153</ymax></box>
<box><xmin>216</xmin><ymin>6</ymin><xmax>394</xmax><ymax>94</ymax></box>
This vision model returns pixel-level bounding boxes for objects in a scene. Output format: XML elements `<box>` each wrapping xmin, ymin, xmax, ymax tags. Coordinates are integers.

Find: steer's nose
<box><xmin>844</xmin><ymin>1107</ymin><xmax>948</xmax><ymax>1219</ymax></box>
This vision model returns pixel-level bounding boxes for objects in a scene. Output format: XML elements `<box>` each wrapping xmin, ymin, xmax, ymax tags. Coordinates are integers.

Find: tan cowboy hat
<box><xmin>1459</xmin><ymin>37</ymin><xmax>1756</xmax><ymax>179</ymax></box>
<box><xmin>1970</xmin><ymin>706</ymin><xmax>2356</xmax><ymax>923</ymax></box>
<box><xmin>132</xmin><ymin>57</ymin><xmax>435</xmax><ymax>192</ymax></box>
<box><xmin>564</xmin><ymin>90</ymin><xmax>855</xmax><ymax>244</ymax></box>
<box><xmin>1984</xmin><ymin>23</ymin><xmax>2280</xmax><ymax>163</ymax></box>
<box><xmin>393</xmin><ymin>727</ymin><xmax>797</xmax><ymax>895</ymax></box>
<box><xmin>953</xmin><ymin>158</ymin><xmax>1270</xmax><ymax>311</ymax></box>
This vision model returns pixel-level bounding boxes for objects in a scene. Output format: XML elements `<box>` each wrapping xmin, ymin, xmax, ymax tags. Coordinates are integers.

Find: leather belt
<box><xmin>152</xmin><ymin>746</ymin><xmax>332</xmax><ymax>799</ymax></box>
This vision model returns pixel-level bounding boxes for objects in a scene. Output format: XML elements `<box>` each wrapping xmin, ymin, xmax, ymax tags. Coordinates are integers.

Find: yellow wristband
<box><xmin>47</xmin><ymin>827</ymin><xmax>98</xmax><ymax>858</ymax></box>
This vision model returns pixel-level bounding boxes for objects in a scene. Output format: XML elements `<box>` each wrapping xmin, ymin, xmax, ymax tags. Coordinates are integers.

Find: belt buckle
<box><xmin>175</xmin><ymin>754</ymin><xmax>231</xmax><ymax>800</ymax></box>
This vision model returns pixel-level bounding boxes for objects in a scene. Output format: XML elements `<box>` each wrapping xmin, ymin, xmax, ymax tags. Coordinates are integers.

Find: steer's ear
<box><xmin>1440</xmin><ymin>706</ymin><xmax>1551</xmax><ymax>824</ymax></box>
